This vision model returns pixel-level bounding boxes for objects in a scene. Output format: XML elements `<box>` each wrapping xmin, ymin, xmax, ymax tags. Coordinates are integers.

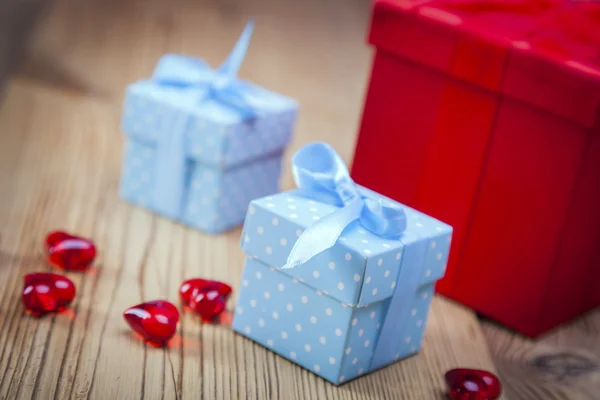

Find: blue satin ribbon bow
<box><xmin>153</xmin><ymin>19</ymin><xmax>257</xmax><ymax>119</ymax></box>
<box><xmin>149</xmin><ymin>20</ymin><xmax>256</xmax><ymax>218</ymax></box>
<box><xmin>285</xmin><ymin>142</ymin><xmax>419</xmax><ymax>371</ymax></box>
<box><xmin>283</xmin><ymin>142</ymin><xmax>407</xmax><ymax>269</ymax></box>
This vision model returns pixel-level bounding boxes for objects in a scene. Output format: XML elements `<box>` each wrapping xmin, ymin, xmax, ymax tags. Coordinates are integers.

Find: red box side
<box><xmin>537</xmin><ymin>120</ymin><xmax>600</xmax><ymax>334</ymax></box>
<box><xmin>587</xmin><ymin>121</ymin><xmax>600</xmax><ymax>310</ymax></box>
<box><xmin>454</xmin><ymin>99</ymin><xmax>587</xmax><ymax>336</ymax></box>
<box><xmin>351</xmin><ymin>50</ymin><xmax>501</xmax><ymax>298</ymax></box>
<box><xmin>413</xmin><ymin>74</ymin><xmax>500</xmax><ymax>295</ymax></box>
<box><xmin>351</xmin><ymin>52</ymin><xmax>441</xmax><ymax>207</ymax></box>
<box><xmin>354</xmin><ymin>0</ymin><xmax>600</xmax><ymax>336</ymax></box>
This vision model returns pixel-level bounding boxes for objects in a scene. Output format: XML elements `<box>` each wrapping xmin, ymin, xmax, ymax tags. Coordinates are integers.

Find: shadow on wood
<box><xmin>15</xmin><ymin>53</ymin><xmax>106</xmax><ymax>98</ymax></box>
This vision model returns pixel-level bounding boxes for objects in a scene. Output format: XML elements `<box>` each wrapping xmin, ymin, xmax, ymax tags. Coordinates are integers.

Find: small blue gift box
<box><xmin>119</xmin><ymin>21</ymin><xmax>298</xmax><ymax>233</ymax></box>
<box><xmin>232</xmin><ymin>142</ymin><xmax>452</xmax><ymax>384</ymax></box>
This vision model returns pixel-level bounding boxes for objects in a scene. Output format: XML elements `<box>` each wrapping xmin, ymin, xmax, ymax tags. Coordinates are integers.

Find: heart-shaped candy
<box><xmin>22</xmin><ymin>272</ymin><xmax>76</xmax><ymax>315</ymax></box>
<box><xmin>445</xmin><ymin>368</ymin><xmax>502</xmax><ymax>400</ymax></box>
<box><xmin>123</xmin><ymin>300</ymin><xmax>179</xmax><ymax>345</ymax></box>
<box><xmin>180</xmin><ymin>278</ymin><xmax>232</xmax><ymax>321</ymax></box>
<box><xmin>45</xmin><ymin>230</ymin><xmax>96</xmax><ymax>271</ymax></box>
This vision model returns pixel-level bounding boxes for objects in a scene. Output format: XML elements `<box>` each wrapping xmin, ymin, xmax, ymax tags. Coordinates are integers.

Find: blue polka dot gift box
<box><xmin>119</xmin><ymin>21</ymin><xmax>298</xmax><ymax>233</ymax></box>
<box><xmin>232</xmin><ymin>142</ymin><xmax>453</xmax><ymax>385</ymax></box>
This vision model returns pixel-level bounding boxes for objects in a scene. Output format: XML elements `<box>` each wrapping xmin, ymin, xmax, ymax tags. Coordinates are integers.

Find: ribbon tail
<box><xmin>282</xmin><ymin>198</ymin><xmax>363</xmax><ymax>269</ymax></box>
<box><xmin>217</xmin><ymin>20</ymin><xmax>254</xmax><ymax>77</ymax></box>
<box><xmin>369</xmin><ymin>236</ymin><xmax>427</xmax><ymax>370</ymax></box>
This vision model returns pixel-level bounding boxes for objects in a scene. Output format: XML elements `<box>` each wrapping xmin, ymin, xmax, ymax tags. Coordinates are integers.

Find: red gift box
<box><xmin>351</xmin><ymin>0</ymin><xmax>600</xmax><ymax>337</ymax></box>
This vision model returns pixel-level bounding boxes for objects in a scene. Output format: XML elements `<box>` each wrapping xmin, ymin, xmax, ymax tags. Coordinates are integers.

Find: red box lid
<box><xmin>369</xmin><ymin>0</ymin><xmax>600</xmax><ymax>127</ymax></box>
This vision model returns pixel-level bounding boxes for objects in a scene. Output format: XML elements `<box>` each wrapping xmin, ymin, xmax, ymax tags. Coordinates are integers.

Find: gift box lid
<box><xmin>369</xmin><ymin>0</ymin><xmax>600</xmax><ymax>127</ymax></box>
<box><xmin>121</xmin><ymin>21</ymin><xmax>298</xmax><ymax>169</ymax></box>
<box><xmin>240</xmin><ymin>186</ymin><xmax>452</xmax><ymax>308</ymax></box>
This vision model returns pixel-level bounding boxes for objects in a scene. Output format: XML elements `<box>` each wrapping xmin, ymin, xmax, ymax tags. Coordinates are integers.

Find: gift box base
<box><xmin>232</xmin><ymin>257</ymin><xmax>434</xmax><ymax>385</ymax></box>
<box><xmin>232</xmin><ymin>328</ymin><xmax>421</xmax><ymax>386</ymax></box>
<box><xmin>120</xmin><ymin>138</ymin><xmax>284</xmax><ymax>234</ymax></box>
<box><xmin>119</xmin><ymin>195</ymin><xmax>241</xmax><ymax>234</ymax></box>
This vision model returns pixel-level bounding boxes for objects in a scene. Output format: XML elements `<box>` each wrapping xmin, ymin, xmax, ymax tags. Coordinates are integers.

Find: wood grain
<box><xmin>483</xmin><ymin>310</ymin><xmax>600</xmax><ymax>400</ymax></box>
<box><xmin>0</xmin><ymin>0</ymin><xmax>502</xmax><ymax>399</ymax></box>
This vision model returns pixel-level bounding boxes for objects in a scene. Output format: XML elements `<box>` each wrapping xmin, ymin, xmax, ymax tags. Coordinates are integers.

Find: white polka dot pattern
<box><xmin>234</xmin><ymin>179</ymin><xmax>450</xmax><ymax>384</ymax></box>
<box><xmin>120</xmin><ymin>139</ymin><xmax>284</xmax><ymax>233</ymax></box>
<box><xmin>240</xmin><ymin>188</ymin><xmax>452</xmax><ymax>304</ymax></box>
<box><xmin>119</xmin><ymin>141</ymin><xmax>162</xmax><ymax>210</ymax></box>
<box><xmin>223</xmin><ymin>110</ymin><xmax>298</xmax><ymax>167</ymax></box>
<box><xmin>233</xmin><ymin>257</ymin><xmax>437</xmax><ymax>385</ymax></box>
<box><xmin>122</xmin><ymin>73</ymin><xmax>297</xmax><ymax>169</ymax></box>
<box><xmin>119</xmin><ymin>73</ymin><xmax>297</xmax><ymax>234</ymax></box>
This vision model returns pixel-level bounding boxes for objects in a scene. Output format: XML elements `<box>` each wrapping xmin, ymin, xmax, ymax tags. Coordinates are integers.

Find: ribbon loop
<box><xmin>362</xmin><ymin>198</ymin><xmax>408</xmax><ymax>239</ymax></box>
<box><xmin>283</xmin><ymin>142</ymin><xmax>406</xmax><ymax>269</ymax></box>
<box><xmin>292</xmin><ymin>142</ymin><xmax>359</xmax><ymax>206</ymax></box>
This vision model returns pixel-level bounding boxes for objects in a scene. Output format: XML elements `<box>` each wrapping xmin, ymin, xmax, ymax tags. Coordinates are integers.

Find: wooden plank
<box><xmin>482</xmin><ymin>310</ymin><xmax>600</xmax><ymax>400</ymax></box>
<box><xmin>0</xmin><ymin>0</ymin><xmax>502</xmax><ymax>398</ymax></box>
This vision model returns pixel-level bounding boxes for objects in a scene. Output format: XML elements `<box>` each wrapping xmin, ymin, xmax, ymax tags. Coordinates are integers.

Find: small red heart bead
<box><xmin>45</xmin><ymin>231</ymin><xmax>71</xmax><ymax>251</ymax></box>
<box><xmin>45</xmin><ymin>230</ymin><xmax>96</xmax><ymax>271</ymax></box>
<box><xmin>123</xmin><ymin>300</ymin><xmax>179</xmax><ymax>345</ymax></box>
<box><xmin>180</xmin><ymin>278</ymin><xmax>232</xmax><ymax>321</ymax></box>
<box><xmin>22</xmin><ymin>272</ymin><xmax>76</xmax><ymax>316</ymax></box>
<box><xmin>445</xmin><ymin>368</ymin><xmax>502</xmax><ymax>400</ymax></box>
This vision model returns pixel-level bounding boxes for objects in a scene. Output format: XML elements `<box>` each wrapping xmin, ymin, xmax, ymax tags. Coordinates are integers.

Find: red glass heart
<box><xmin>123</xmin><ymin>300</ymin><xmax>179</xmax><ymax>345</ymax></box>
<box><xmin>45</xmin><ymin>231</ymin><xmax>71</xmax><ymax>251</ymax></box>
<box><xmin>45</xmin><ymin>230</ymin><xmax>96</xmax><ymax>271</ymax></box>
<box><xmin>445</xmin><ymin>368</ymin><xmax>502</xmax><ymax>400</ymax></box>
<box><xmin>180</xmin><ymin>278</ymin><xmax>232</xmax><ymax>321</ymax></box>
<box><xmin>22</xmin><ymin>272</ymin><xmax>76</xmax><ymax>316</ymax></box>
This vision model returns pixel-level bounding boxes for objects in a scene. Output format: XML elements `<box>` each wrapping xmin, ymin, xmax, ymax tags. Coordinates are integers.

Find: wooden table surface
<box><xmin>0</xmin><ymin>0</ymin><xmax>598</xmax><ymax>399</ymax></box>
